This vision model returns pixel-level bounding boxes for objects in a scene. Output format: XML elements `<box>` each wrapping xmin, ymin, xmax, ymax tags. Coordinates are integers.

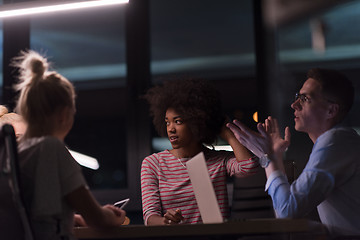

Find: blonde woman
<box><xmin>6</xmin><ymin>50</ymin><xmax>126</xmax><ymax>240</ymax></box>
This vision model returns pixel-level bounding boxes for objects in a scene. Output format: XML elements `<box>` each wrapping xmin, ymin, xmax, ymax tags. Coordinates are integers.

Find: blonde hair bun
<box><xmin>13</xmin><ymin>50</ymin><xmax>49</xmax><ymax>89</ymax></box>
<box><xmin>21</xmin><ymin>50</ymin><xmax>48</xmax><ymax>77</ymax></box>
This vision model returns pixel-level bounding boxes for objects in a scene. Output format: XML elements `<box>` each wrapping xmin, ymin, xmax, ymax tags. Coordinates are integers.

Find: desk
<box><xmin>74</xmin><ymin>218</ymin><xmax>328</xmax><ymax>240</ymax></box>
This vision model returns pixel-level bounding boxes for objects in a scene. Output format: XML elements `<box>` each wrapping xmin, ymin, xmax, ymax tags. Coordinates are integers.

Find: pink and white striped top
<box><xmin>141</xmin><ymin>148</ymin><xmax>259</xmax><ymax>224</ymax></box>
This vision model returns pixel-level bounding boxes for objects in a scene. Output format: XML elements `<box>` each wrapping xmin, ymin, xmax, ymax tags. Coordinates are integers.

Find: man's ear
<box><xmin>327</xmin><ymin>103</ymin><xmax>339</xmax><ymax>120</ymax></box>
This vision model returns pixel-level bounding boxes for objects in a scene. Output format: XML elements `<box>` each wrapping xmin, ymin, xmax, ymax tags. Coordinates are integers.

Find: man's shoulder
<box><xmin>318</xmin><ymin>126</ymin><xmax>360</xmax><ymax>146</ymax></box>
<box><xmin>326</xmin><ymin>126</ymin><xmax>359</xmax><ymax>138</ymax></box>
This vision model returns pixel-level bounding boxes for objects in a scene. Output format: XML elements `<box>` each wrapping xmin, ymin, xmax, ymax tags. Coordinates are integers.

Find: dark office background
<box><xmin>1</xmin><ymin>0</ymin><xmax>360</xmax><ymax>224</ymax></box>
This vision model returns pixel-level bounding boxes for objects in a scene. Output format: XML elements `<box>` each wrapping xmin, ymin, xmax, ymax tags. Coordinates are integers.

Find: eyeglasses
<box><xmin>295</xmin><ymin>92</ymin><xmax>336</xmax><ymax>104</ymax></box>
<box><xmin>294</xmin><ymin>92</ymin><xmax>310</xmax><ymax>104</ymax></box>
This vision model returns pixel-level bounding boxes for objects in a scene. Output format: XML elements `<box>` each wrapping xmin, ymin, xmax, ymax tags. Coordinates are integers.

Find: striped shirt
<box><xmin>141</xmin><ymin>148</ymin><xmax>259</xmax><ymax>224</ymax></box>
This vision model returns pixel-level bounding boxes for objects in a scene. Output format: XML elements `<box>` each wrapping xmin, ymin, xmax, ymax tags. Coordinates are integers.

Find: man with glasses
<box><xmin>227</xmin><ymin>68</ymin><xmax>360</xmax><ymax>236</ymax></box>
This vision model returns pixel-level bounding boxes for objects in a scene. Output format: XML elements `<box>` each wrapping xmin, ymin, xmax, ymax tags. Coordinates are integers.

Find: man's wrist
<box><xmin>258</xmin><ymin>154</ymin><xmax>272</xmax><ymax>168</ymax></box>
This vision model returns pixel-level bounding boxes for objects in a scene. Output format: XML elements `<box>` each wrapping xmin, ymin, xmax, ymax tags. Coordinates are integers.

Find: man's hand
<box><xmin>226</xmin><ymin>119</ymin><xmax>272</xmax><ymax>158</ymax></box>
<box><xmin>264</xmin><ymin>116</ymin><xmax>291</xmax><ymax>159</ymax></box>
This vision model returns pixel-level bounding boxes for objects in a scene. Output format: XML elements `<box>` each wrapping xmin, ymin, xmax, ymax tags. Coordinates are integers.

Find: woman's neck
<box><xmin>170</xmin><ymin>144</ymin><xmax>204</xmax><ymax>159</ymax></box>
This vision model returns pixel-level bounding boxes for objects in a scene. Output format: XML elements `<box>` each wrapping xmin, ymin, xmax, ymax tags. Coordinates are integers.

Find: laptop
<box><xmin>186</xmin><ymin>152</ymin><xmax>224</xmax><ymax>224</ymax></box>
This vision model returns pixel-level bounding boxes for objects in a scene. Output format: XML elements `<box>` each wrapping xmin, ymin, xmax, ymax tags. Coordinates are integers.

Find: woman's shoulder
<box><xmin>18</xmin><ymin>136</ymin><xmax>73</xmax><ymax>172</ymax></box>
<box><xmin>18</xmin><ymin>137</ymin><xmax>69</xmax><ymax>162</ymax></box>
<box><xmin>144</xmin><ymin>149</ymin><xmax>173</xmax><ymax>161</ymax></box>
<box><xmin>141</xmin><ymin>150</ymin><xmax>171</xmax><ymax>171</ymax></box>
<box><xmin>19</xmin><ymin>136</ymin><xmax>63</xmax><ymax>151</ymax></box>
<box><xmin>203</xmin><ymin>147</ymin><xmax>234</xmax><ymax>159</ymax></box>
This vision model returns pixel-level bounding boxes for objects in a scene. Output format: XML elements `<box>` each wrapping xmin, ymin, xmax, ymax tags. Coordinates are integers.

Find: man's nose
<box><xmin>291</xmin><ymin>98</ymin><xmax>301</xmax><ymax>110</ymax></box>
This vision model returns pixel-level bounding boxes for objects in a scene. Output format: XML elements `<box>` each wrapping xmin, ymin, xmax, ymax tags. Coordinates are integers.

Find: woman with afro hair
<box><xmin>141</xmin><ymin>79</ymin><xmax>259</xmax><ymax>225</ymax></box>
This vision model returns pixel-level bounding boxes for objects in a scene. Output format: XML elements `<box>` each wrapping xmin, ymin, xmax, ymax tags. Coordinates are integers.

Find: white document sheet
<box><xmin>186</xmin><ymin>152</ymin><xmax>223</xmax><ymax>224</ymax></box>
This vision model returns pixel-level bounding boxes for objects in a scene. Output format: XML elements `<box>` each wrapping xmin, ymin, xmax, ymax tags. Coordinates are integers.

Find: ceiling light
<box><xmin>0</xmin><ymin>0</ymin><xmax>128</xmax><ymax>18</ymax></box>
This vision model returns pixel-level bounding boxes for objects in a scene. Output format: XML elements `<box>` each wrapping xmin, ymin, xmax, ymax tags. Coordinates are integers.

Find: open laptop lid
<box><xmin>186</xmin><ymin>152</ymin><xmax>223</xmax><ymax>224</ymax></box>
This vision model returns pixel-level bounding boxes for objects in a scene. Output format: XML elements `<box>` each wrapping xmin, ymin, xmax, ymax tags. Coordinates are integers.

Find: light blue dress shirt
<box><xmin>266</xmin><ymin>126</ymin><xmax>360</xmax><ymax>236</ymax></box>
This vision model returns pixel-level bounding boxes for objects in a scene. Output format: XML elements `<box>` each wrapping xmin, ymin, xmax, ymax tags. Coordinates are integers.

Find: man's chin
<box><xmin>295</xmin><ymin>126</ymin><xmax>308</xmax><ymax>134</ymax></box>
<box><xmin>294</xmin><ymin>124</ymin><xmax>303</xmax><ymax>132</ymax></box>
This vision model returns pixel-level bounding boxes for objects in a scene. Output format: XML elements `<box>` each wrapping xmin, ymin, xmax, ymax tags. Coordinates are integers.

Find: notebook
<box><xmin>186</xmin><ymin>151</ymin><xmax>224</xmax><ymax>224</ymax></box>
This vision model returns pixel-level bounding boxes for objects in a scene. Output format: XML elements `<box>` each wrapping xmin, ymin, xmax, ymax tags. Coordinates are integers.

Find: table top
<box><xmin>74</xmin><ymin>218</ymin><xmax>328</xmax><ymax>239</ymax></box>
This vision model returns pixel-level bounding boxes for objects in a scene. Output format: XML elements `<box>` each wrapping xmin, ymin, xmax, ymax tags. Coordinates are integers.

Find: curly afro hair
<box><xmin>143</xmin><ymin>79</ymin><xmax>225</xmax><ymax>146</ymax></box>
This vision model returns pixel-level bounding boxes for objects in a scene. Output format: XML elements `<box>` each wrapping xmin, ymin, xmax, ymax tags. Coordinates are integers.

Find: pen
<box><xmin>114</xmin><ymin>198</ymin><xmax>130</xmax><ymax>209</ymax></box>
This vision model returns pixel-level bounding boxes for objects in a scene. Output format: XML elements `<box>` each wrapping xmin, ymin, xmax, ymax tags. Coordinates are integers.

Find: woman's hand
<box><xmin>74</xmin><ymin>214</ymin><xmax>87</xmax><ymax>227</ymax></box>
<box><xmin>73</xmin><ymin>205</ymin><xmax>126</xmax><ymax>227</ymax></box>
<box><xmin>103</xmin><ymin>204</ymin><xmax>127</xmax><ymax>226</ymax></box>
<box><xmin>163</xmin><ymin>209</ymin><xmax>184</xmax><ymax>225</ymax></box>
<box><xmin>220</xmin><ymin>118</ymin><xmax>235</xmax><ymax>142</ymax></box>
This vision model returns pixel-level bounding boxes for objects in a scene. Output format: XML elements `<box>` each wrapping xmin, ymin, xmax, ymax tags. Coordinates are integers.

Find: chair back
<box><xmin>231</xmin><ymin>169</ymin><xmax>275</xmax><ymax>219</ymax></box>
<box><xmin>0</xmin><ymin>124</ymin><xmax>34</xmax><ymax>240</ymax></box>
